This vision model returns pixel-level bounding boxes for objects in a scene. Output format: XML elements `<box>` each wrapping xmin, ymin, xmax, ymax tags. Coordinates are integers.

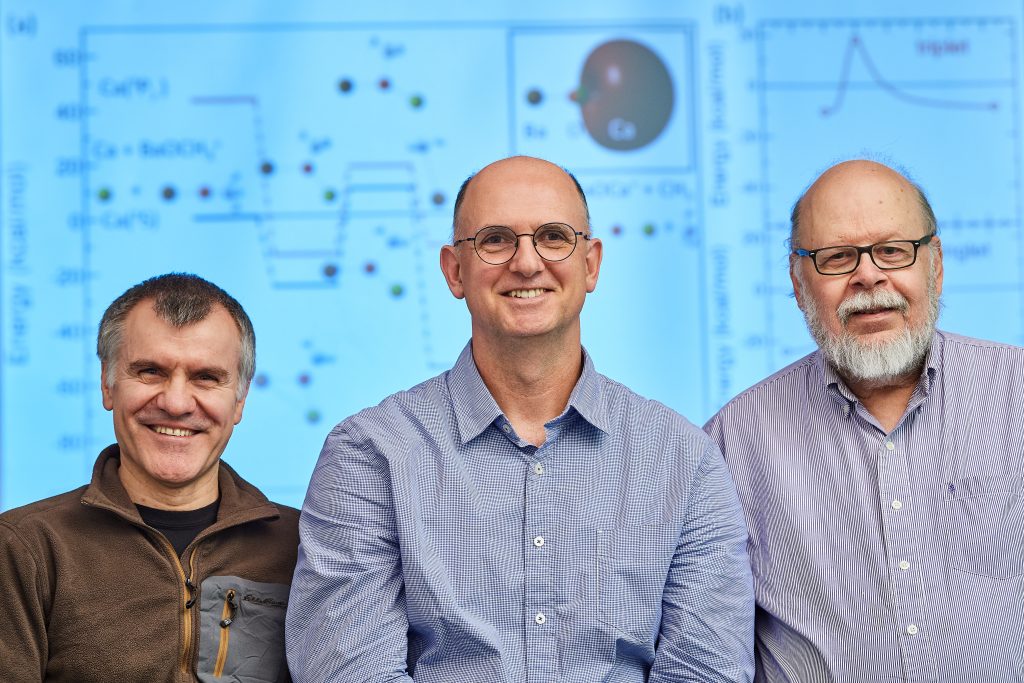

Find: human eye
<box><xmin>873</xmin><ymin>241</ymin><xmax>913</xmax><ymax>264</ymax></box>
<box><xmin>476</xmin><ymin>227</ymin><xmax>515</xmax><ymax>251</ymax></box>
<box><xmin>536</xmin><ymin>224</ymin><xmax>574</xmax><ymax>248</ymax></box>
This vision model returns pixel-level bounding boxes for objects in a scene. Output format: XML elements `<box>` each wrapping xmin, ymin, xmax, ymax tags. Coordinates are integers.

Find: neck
<box><xmin>117</xmin><ymin>461</ymin><xmax>220</xmax><ymax>511</ymax></box>
<box><xmin>841</xmin><ymin>367</ymin><xmax>923</xmax><ymax>433</ymax></box>
<box><xmin>471</xmin><ymin>331</ymin><xmax>584</xmax><ymax>447</ymax></box>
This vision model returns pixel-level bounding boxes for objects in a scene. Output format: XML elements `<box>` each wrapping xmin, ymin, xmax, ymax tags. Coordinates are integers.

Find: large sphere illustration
<box><xmin>576</xmin><ymin>39</ymin><xmax>674</xmax><ymax>151</ymax></box>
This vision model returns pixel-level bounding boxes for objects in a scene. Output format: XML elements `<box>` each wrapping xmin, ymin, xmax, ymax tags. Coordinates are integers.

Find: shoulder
<box><xmin>0</xmin><ymin>486</ymin><xmax>91</xmax><ymax>561</ymax></box>
<box><xmin>593</xmin><ymin>371</ymin><xmax>713</xmax><ymax>450</ymax></box>
<box><xmin>319</xmin><ymin>372</ymin><xmax>451</xmax><ymax>459</ymax></box>
<box><xmin>705</xmin><ymin>351</ymin><xmax>818</xmax><ymax>430</ymax></box>
<box><xmin>0</xmin><ymin>486</ymin><xmax>90</xmax><ymax>534</ymax></box>
<box><xmin>937</xmin><ymin>329</ymin><xmax>1024</xmax><ymax>361</ymax></box>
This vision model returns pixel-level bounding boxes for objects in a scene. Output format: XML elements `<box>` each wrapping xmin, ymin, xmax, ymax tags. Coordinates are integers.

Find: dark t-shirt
<box><xmin>137</xmin><ymin>499</ymin><xmax>220</xmax><ymax>557</ymax></box>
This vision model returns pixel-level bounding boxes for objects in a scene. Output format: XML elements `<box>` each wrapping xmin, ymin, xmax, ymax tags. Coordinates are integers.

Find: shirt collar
<box><xmin>446</xmin><ymin>341</ymin><xmax>609</xmax><ymax>445</ymax></box>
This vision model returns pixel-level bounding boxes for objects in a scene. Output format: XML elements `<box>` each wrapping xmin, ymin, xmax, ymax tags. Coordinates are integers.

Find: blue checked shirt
<box><xmin>287</xmin><ymin>342</ymin><xmax>755</xmax><ymax>682</ymax></box>
<box><xmin>704</xmin><ymin>331</ymin><xmax>1024</xmax><ymax>682</ymax></box>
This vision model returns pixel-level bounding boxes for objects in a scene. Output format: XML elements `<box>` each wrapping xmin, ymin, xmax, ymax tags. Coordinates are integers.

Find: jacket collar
<box><xmin>80</xmin><ymin>444</ymin><xmax>281</xmax><ymax>530</ymax></box>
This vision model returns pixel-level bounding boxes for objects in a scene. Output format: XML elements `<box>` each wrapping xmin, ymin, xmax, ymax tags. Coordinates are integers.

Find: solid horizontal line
<box><xmin>267</xmin><ymin>249</ymin><xmax>340</xmax><ymax>258</ymax></box>
<box><xmin>194</xmin><ymin>211</ymin><xmax>337</xmax><ymax>222</ymax></box>
<box><xmin>761</xmin><ymin>80</ymin><xmax>1013</xmax><ymax>90</ymax></box>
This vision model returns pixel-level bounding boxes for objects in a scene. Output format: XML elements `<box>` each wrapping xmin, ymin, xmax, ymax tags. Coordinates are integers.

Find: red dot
<box><xmin>298</xmin><ymin>373</ymin><xmax>311</xmax><ymax>386</ymax></box>
<box><xmin>302</xmin><ymin>162</ymin><xmax>314</xmax><ymax>174</ymax></box>
<box><xmin>378</xmin><ymin>78</ymin><xmax>391</xmax><ymax>90</ymax></box>
<box><xmin>364</xmin><ymin>261</ymin><xmax>377</xmax><ymax>274</ymax></box>
<box><xmin>198</xmin><ymin>186</ymin><xmax>211</xmax><ymax>199</ymax></box>
<box><xmin>612</xmin><ymin>225</ymin><xmax>623</xmax><ymax>236</ymax></box>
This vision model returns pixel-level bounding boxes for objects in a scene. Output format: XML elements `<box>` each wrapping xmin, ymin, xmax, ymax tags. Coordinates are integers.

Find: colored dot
<box><xmin>527</xmin><ymin>88</ymin><xmax>543</xmax><ymax>105</ymax></box>
<box><xmin>306</xmin><ymin>409</ymin><xmax>321</xmax><ymax>424</ymax></box>
<box><xmin>390</xmin><ymin>283</ymin><xmax>404</xmax><ymax>298</ymax></box>
<box><xmin>198</xmin><ymin>186</ymin><xmax>211</xmax><ymax>199</ymax></box>
<box><xmin>643</xmin><ymin>223</ymin><xmax>655</xmax><ymax>236</ymax></box>
<box><xmin>378</xmin><ymin>77</ymin><xmax>391</xmax><ymax>90</ymax></box>
<box><xmin>431</xmin><ymin>192</ymin><xmax>445</xmax><ymax>206</ymax></box>
<box><xmin>298</xmin><ymin>373</ymin><xmax>311</xmax><ymax>386</ymax></box>
<box><xmin>324</xmin><ymin>188</ymin><xmax>336</xmax><ymax>202</ymax></box>
<box><xmin>302</xmin><ymin>162</ymin><xmax>314</xmax><ymax>174</ymax></box>
<box><xmin>409</xmin><ymin>94</ymin><xmax>424</xmax><ymax>109</ymax></box>
<box><xmin>323</xmin><ymin>263</ymin><xmax>338</xmax><ymax>278</ymax></box>
<box><xmin>364</xmin><ymin>262</ymin><xmax>376</xmax><ymax>274</ymax></box>
<box><xmin>611</xmin><ymin>225</ymin><xmax>623</xmax><ymax>236</ymax></box>
<box><xmin>254</xmin><ymin>373</ymin><xmax>269</xmax><ymax>388</ymax></box>
<box><xmin>338</xmin><ymin>78</ymin><xmax>353</xmax><ymax>93</ymax></box>
<box><xmin>260</xmin><ymin>161</ymin><xmax>274</xmax><ymax>175</ymax></box>
<box><xmin>97</xmin><ymin>187</ymin><xmax>112</xmax><ymax>202</ymax></box>
<box><xmin>161</xmin><ymin>185</ymin><xmax>176</xmax><ymax>201</ymax></box>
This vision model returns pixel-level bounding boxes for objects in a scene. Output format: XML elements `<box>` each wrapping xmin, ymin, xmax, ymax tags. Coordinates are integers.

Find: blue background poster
<box><xmin>2</xmin><ymin>1</ymin><xmax>1021</xmax><ymax>509</ymax></box>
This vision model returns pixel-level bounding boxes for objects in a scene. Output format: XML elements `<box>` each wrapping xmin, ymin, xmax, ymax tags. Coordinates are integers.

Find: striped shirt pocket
<box><xmin>945</xmin><ymin>476</ymin><xmax>1024</xmax><ymax>580</ymax></box>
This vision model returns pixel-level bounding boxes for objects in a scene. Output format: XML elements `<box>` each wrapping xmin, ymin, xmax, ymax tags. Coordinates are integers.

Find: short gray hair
<box><xmin>97</xmin><ymin>273</ymin><xmax>255</xmax><ymax>397</ymax></box>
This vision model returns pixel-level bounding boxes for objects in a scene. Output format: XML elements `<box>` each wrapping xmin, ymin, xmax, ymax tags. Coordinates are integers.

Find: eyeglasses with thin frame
<box><xmin>453</xmin><ymin>223</ymin><xmax>591</xmax><ymax>265</ymax></box>
<box><xmin>793</xmin><ymin>233</ymin><xmax>935</xmax><ymax>275</ymax></box>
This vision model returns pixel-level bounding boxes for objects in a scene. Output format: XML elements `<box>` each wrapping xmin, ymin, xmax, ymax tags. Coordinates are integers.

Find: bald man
<box><xmin>705</xmin><ymin>160</ymin><xmax>1024</xmax><ymax>681</ymax></box>
<box><xmin>287</xmin><ymin>156</ymin><xmax>755</xmax><ymax>681</ymax></box>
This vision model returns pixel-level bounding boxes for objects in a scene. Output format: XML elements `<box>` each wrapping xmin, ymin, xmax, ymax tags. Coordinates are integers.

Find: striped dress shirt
<box><xmin>704</xmin><ymin>330</ymin><xmax>1024</xmax><ymax>682</ymax></box>
<box><xmin>286</xmin><ymin>342</ymin><xmax>754</xmax><ymax>682</ymax></box>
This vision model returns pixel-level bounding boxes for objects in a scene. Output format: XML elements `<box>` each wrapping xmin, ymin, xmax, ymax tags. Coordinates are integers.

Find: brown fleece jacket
<box><xmin>0</xmin><ymin>445</ymin><xmax>300</xmax><ymax>682</ymax></box>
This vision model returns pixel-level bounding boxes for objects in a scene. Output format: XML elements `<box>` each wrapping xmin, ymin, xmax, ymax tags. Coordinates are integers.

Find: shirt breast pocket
<box><xmin>196</xmin><ymin>576</ymin><xmax>290</xmax><ymax>683</ymax></box>
<box><xmin>945</xmin><ymin>476</ymin><xmax>1024</xmax><ymax>580</ymax></box>
<box><xmin>595</xmin><ymin>524</ymin><xmax>679</xmax><ymax>644</ymax></box>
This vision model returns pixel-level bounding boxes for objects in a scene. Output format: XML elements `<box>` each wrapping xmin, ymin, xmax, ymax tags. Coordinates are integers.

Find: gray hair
<box><xmin>97</xmin><ymin>273</ymin><xmax>255</xmax><ymax>398</ymax></box>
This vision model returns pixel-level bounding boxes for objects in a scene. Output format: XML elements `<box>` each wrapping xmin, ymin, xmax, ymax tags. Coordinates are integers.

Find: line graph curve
<box><xmin>821</xmin><ymin>34</ymin><xmax>1000</xmax><ymax>116</ymax></box>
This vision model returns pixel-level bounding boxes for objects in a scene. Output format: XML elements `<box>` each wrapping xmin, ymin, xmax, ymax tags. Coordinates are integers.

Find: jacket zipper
<box><xmin>213</xmin><ymin>588</ymin><xmax>238</xmax><ymax>676</ymax></box>
<box><xmin>154</xmin><ymin>534</ymin><xmax>199</xmax><ymax>675</ymax></box>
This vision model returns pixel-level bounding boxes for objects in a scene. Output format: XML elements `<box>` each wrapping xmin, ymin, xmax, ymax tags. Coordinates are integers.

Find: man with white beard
<box><xmin>705</xmin><ymin>160</ymin><xmax>1024</xmax><ymax>682</ymax></box>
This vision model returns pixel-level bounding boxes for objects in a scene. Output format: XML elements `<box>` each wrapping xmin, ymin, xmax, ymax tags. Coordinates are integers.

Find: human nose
<box><xmin>507</xmin><ymin>233</ymin><xmax>545</xmax><ymax>276</ymax></box>
<box><xmin>848</xmin><ymin>248</ymin><xmax>888</xmax><ymax>288</ymax></box>
<box><xmin>156</xmin><ymin>374</ymin><xmax>196</xmax><ymax>415</ymax></box>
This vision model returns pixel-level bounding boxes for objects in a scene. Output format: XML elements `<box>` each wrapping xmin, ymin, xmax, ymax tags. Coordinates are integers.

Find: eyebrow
<box><xmin>126</xmin><ymin>359</ymin><xmax>231</xmax><ymax>382</ymax></box>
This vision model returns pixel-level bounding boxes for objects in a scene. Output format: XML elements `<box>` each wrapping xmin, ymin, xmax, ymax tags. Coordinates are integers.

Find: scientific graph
<box><xmin>5</xmin><ymin>2</ymin><xmax>1024</xmax><ymax>511</ymax></box>
<box><xmin>2</xmin><ymin>16</ymin><xmax>702</xmax><ymax>508</ymax></box>
<box><xmin>757</xmin><ymin>17</ymin><xmax>1022</xmax><ymax>369</ymax></box>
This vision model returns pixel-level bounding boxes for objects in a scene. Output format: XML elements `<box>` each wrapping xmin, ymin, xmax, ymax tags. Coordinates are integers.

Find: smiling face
<box><xmin>101</xmin><ymin>300</ymin><xmax>247</xmax><ymax>507</ymax></box>
<box><xmin>440</xmin><ymin>156</ymin><xmax>602</xmax><ymax>348</ymax></box>
<box><xmin>791</xmin><ymin>160</ymin><xmax>943</xmax><ymax>383</ymax></box>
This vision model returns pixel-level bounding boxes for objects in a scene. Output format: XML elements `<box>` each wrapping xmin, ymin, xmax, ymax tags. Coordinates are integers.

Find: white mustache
<box><xmin>837</xmin><ymin>289</ymin><xmax>909</xmax><ymax>324</ymax></box>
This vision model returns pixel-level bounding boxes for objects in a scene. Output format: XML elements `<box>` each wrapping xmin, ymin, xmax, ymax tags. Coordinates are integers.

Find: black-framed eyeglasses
<box><xmin>793</xmin><ymin>233</ymin><xmax>935</xmax><ymax>275</ymax></box>
<box><xmin>453</xmin><ymin>223</ymin><xmax>590</xmax><ymax>265</ymax></box>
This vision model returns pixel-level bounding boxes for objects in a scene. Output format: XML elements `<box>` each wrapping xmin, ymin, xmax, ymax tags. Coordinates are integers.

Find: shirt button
<box><xmin>533</xmin><ymin>462</ymin><xmax>544</xmax><ymax>475</ymax></box>
<box><xmin>843</xmin><ymin>404</ymin><xmax>851</xmax><ymax>416</ymax></box>
<box><xmin>899</xmin><ymin>560</ymin><xmax>911</xmax><ymax>570</ymax></box>
<box><xmin>891</xmin><ymin>499</ymin><xmax>903</xmax><ymax>510</ymax></box>
<box><xmin>885</xmin><ymin>441</ymin><xmax>895</xmax><ymax>451</ymax></box>
<box><xmin>907</xmin><ymin>624</ymin><xmax>919</xmax><ymax>635</ymax></box>
<box><xmin>533</xmin><ymin>536</ymin><xmax>544</xmax><ymax>547</ymax></box>
<box><xmin>535</xmin><ymin>612</ymin><xmax>546</xmax><ymax>625</ymax></box>
<box><xmin>502</xmin><ymin>424</ymin><xmax>511</xmax><ymax>433</ymax></box>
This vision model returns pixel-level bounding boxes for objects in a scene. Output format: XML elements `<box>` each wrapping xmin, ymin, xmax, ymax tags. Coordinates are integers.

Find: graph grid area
<box><xmin>757</xmin><ymin>17</ymin><xmax>1022</xmax><ymax>369</ymax></box>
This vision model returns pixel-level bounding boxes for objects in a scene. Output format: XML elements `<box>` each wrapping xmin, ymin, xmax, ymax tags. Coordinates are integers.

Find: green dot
<box><xmin>324</xmin><ymin>188</ymin><xmax>336</xmax><ymax>202</ymax></box>
<box><xmin>409</xmin><ymin>94</ymin><xmax>424</xmax><ymax>109</ymax></box>
<box><xmin>643</xmin><ymin>223</ymin><xmax>656</xmax><ymax>236</ymax></box>
<box><xmin>390</xmin><ymin>283</ymin><xmax>404</xmax><ymax>297</ymax></box>
<box><xmin>306</xmin><ymin>409</ymin><xmax>321</xmax><ymax>424</ymax></box>
<box><xmin>97</xmin><ymin>187</ymin><xmax>112</xmax><ymax>202</ymax></box>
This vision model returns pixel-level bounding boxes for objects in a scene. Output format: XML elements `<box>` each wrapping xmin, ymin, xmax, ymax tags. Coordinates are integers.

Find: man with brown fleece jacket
<box><xmin>0</xmin><ymin>273</ymin><xmax>299</xmax><ymax>682</ymax></box>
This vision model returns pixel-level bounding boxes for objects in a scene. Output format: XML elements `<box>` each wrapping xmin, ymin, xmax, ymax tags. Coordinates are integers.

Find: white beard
<box><xmin>796</xmin><ymin>258</ymin><xmax>940</xmax><ymax>384</ymax></box>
